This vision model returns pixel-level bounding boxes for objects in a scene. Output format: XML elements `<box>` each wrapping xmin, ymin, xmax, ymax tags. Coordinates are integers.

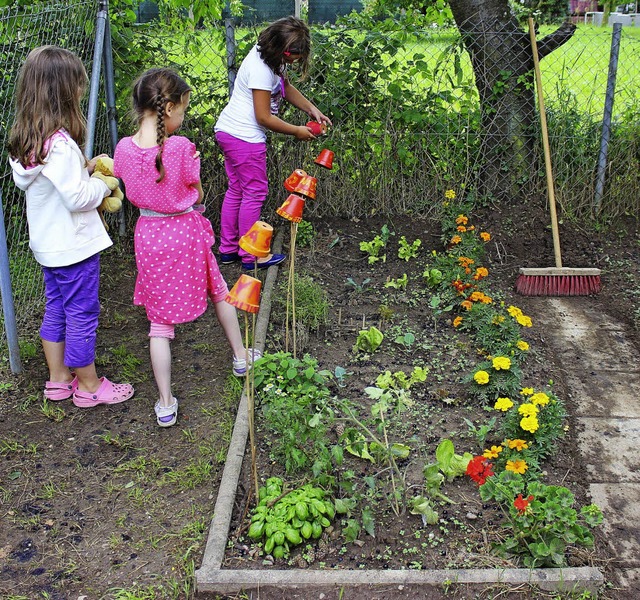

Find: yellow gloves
<box><xmin>91</xmin><ymin>156</ymin><xmax>124</xmax><ymax>230</ymax></box>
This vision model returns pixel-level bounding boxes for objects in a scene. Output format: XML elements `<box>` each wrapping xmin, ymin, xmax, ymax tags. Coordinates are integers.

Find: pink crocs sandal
<box><xmin>72</xmin><ymin>377</ymin><xmax>134</xmax><ymax>408</ymax></box>
<box><xmin>44</xmin><ymin>376</ymin><xmax>78</xmax><ymax>401</ymax></box>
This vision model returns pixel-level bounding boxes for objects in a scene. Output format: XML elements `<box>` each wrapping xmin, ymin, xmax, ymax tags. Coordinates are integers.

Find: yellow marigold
<box><xmin>450</xmin><ymin>235</ymin><xmax>462</xmax><ymax>245</ymax></box>
<box><xmin>531</xmin><ymin>392</ymin><xmax>550</xmax><ymax>406</ymax></box>
<box><xmin>516</xmin><ymin>314</ymin><xmax>533</xmax><ymax>327</ymax></box>
<box><xmin>518</xmin><ymin>403</ymin><xmax>539</xmax><ymax>417</ymax></box>
<box><xmin>507</xmin><ymin>439</ymin><xmax>529</xmax><ymax>451</ymax></box>
<box><xmin>458</xmin><ymin>256</ymin><xmax>474</xmax><ymax>267</ymax></box>
<box><xmin>516</xmin><ymin>340</ymin><xmax>529</xmax><ymax>351</ymax></box>
<box><xmin>461</xmin><ymin>300</ymin><xmax>473</xmax><ymax>311</ymax></box>
<box><xmin>520</xmin><ymin>415</ymin><xmax>539</xmax><ymax>433</ymax></box>
<box><xmin>508</xmin><ymin>305</ymin><xmax>523</xmax><ymax>318</ymax></box>
<box><xmin>474</xmin><ymin>370</ymin><xmax>490</xmax><ymax>385</ymax></box>
<box><xmin>474</xmin><ymin>267</ymin><xmax>489</xmax><ymax>280</ymax></box>
<box><xmin>492</xmin><ymin>315</ymin><xmax>505</xmax><ymax>324</ymax></box>
<box><xmin>480</xmin><ymin>295</ymin><xmax>493</xmax><ymax>304</ymax></box>
<box><xmin>457</xmin><ymin>225</ymin><xmax>467</xmax><ymax>233</ymax></box>
<box><xmin>494</xmin><ymin>397</ymin><xmax>514</xmax><ymax>411</ymax></box>
<box><xmin>492</xmin><ymin>356</ymin><xmax>511</xmax><ymax>371</ymax></box>
<box><xmin>469</xmin><ymin>291</ymin><xmax>485</xmax><ymax>302</ymax></box>
<box><xmin>480</xmin><ymin>232</ymin><xmax>491</xmax><ymax>241</ymax></box>
<box><xmin>468</xmin><ymin>225</ymin><xmax>475</xmax><ymax>231</ymax></box>
<box><xmin>455</xmin><ymin>214</ymin><xmax>468</xmax><ymax>225</ymax></box>
<box><xmin>506</xmin><ymin>459</ymin><xmax>528</xmax><ymax>474</ymax></box>
<box><xmin>445</xmin><ymin>189</ymin><xmax>456</xmax><ymax>199</ymax></box>
<box><xmin>483</xmin><ymin>445</ymin><xmax>503</xmax><ymax>459</ymax></box>
<box><xmin>453</xmin><ymin>316</ymin><xmax>463</xmax><ymax>328</ymax></box>
<box><xmin>520</xmin><ymin>387</ymin><xmax>534</xmax><ymax>396</ymax></box>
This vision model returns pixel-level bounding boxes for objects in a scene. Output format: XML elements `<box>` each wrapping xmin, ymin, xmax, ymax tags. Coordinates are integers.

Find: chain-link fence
<box><xmin>0</xmin><ymin>0</ymin><xmax>112</xmax><ymax>353</ymax></box>
<box><xmin>2</xmin><ymin>5</ymin><xmax>639</xmax><ymax>353</ymax></box>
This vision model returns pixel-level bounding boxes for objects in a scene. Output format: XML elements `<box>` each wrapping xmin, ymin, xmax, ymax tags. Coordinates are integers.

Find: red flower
<box><xmin>514</xmin><ymin>494</ymin><xmax>534</xmax><ymax>514</ymax></box>
<box><xmin>466</xmin><ymin>455</ymin><xmax>495</xmax><ymax>486</ymax></box>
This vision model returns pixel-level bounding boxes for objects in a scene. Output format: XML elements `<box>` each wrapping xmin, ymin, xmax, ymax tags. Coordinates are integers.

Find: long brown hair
<box><xmin>131</xmin><ymin>67</ymin><xmax>191</xmax><ymax>183</ymax></box>
<box><xmin>257</xmin><ymin>16</ymin><xmax>311</xmax><ymax>79</ymax></box>
<box><xmin>8</xmin><ymin>46</ymin><xmax>88</xmax><ymax>167</ymax></box>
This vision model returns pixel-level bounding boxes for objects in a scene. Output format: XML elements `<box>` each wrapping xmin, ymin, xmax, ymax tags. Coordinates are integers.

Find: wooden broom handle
<box><xmin>529</xmin><ymin>17</ymin><xmax>563</xmax><ymax>268</ymax></box>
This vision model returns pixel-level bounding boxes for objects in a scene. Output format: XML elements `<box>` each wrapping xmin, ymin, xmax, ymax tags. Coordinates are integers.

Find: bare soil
<box><xmin>1</xmin><ymin>198</ymin><xmax>638</xmax><ymax>600</ymax></box>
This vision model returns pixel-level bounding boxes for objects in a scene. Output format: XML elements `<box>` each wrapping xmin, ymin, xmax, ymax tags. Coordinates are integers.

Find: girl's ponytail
<box><xmin>154</xmin><ymin>94</ymin><xmax>167</xmax><ymax>183</ymax></box>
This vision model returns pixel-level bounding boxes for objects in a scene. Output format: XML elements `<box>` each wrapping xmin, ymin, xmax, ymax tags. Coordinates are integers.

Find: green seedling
<box><xmin>354</xmin><ymin>326</ymin><xmax>384</xmax><ymax>353</ymax></box>
<box><xmin>385</xmin><ymin>273</ymin><xmax>408</xmax><ymax>289</ymax></box>
<box><xmin>346</xmin><ymin>277</ymin><xmax>371</xmax><ymax>293</ymax></box>
<box><xmin>398</xmin><ymin>236</ymin><xmax>421</xmax><ymax>261</ymax></box>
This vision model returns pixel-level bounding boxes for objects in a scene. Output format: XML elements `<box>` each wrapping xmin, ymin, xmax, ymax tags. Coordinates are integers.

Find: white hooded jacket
<box><xmin>9</xmin><ymin>130</ymin><xmax>112</xmax><ymax>267</ymax></box>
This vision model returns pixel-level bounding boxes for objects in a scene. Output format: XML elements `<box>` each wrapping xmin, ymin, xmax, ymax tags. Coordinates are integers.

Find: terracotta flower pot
<box><xmin>306</xmin><ymin>121</ymin><xmax>327</xmax><ymax>136</ymax></box>
<box><xmin>292</xmin><ymin>175</ymin><xmax>317</xmax><ymax>200</ymax></box>
<box><xmin>277</xmin><ymin>194</ymin><xmax>306</xmax><ymax>223</ymax></box>
<box><xmin>284</xmin><ymin>169</ymin><xmax>307</xmax><ymax>192</ymax></box>
<box><xmin>239</xmin><ymin>221</ymin><xmax>273</xmax><ymax>258</ymax></box>
<box><xmin>314</xmin><ymin>148</ymin><xmax>334</xmax><ymax>170</ymax></box>
<box><xmin>225</xmin><ymin>274</ymin><xmax>262</xmax><ymax>314</ymax></box>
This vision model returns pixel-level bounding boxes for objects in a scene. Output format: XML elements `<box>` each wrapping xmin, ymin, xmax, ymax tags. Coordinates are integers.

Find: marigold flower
<box><xmin>474</xmin><ymin>370</ymin><xmax>490</xmax><ymax>385</ymax></box>
<box><xmin>494</xmin><ymin>397</ymin><xmax>514</xmax><ymax>411</ymax></box>
<box><xmin>516</xmin><ymin>340</ymin><xmax>529</xmax><ymax>351</ymax></box>
<box><xmin>516</xmin><ymin>314</ymin><xmax>533</xmax><ymax>327</ymax></box>
<box><xmin>469</xmin><ymin>291</ymin><xmax>485</xmax><ymax>302</ymax></box>
<box><xmin>457</xmin><ymin>225</ymin><xmax>467</xmax><ymax>233</ymax></box>
<box><xmin>445</xmin><ymin>189</ymin><xmax>456</xmax><ymax>199</ymax></box>
<box><xmin>518</xmin><ymin>403</ymin><xmax>538</xmax><ymax>417</ymax></box>
<box><xmin>466</xmin><ymin>455</ymin><xmax>494</xmax><ymax>486</ymax></box>
<box><xmin>520</xmin><ymin>415</ymin><xmax>539</xmax><ymax>433</ymax></box>
<box><xmin>520</xmin><ymin>387</ymin><xmax>534</xmax><ymax>396</ymax></box>
<box><xmin>506</xmin><ymin>459</ymin><xmax>528</xmax><ymax>474</ymax></box>
<box><xmin>458</xmin><ymin>256</ymin><xmax>474</xmax><ymax>267</ymax></box>
<box><xmin>492</xmin><ymin>315</ymin><xmax>505</xmax><ymax>324</ymax></box>
<box><xmin>480</xmin><ymin>294</ymin><xmax>493</xmax><ymax>304</ymax></box>
<box><xmin>468</xmin><ymin>225</ymin><xmax>475</xmax><ymax>231</ymax></box>
<box><xmin>508</xmin><ymin>305</ymin><xmax>523</xmax><ymax>318</ymax></box>
<box><xmin>531</xmin><ymin>392</ymin><xmax>550</xmax><ymax>406</ymax></box>
<box><xmin>473</xmin><ymin>267</ymin><xmax>489</xmax><ymax>280</ymax></box>
<box><xmin>483</xmin><ymin>445</ymin><xmax>503</xmax><ymax>459</ymax></box>
<box><xmin>461</xmin><ymin>300</ymin><xmax>473</xmax><ymax>311</ymax></box>
<box><xmin>492</xmin><ymin>356</ymin><xmax>511</xmax><ymax>371</ymax></box>
<box><xmin>455</xmin><ymin>214</ymin><xmax>468</xmax><ymax>225</ymax></box>
<box><xmin>514</xmin><ymin>493</ymin><xmax>534</xmax><ymax>514</ymax></box>
<box><xmin>507</xmin><ymin>439</ymin><xmax>529</xmax><ymax>451</ymax></box>
<box><xmin>453</xmin><ymin>316</ymin><xmax>463</xmax><ymax>328</ymax></box>
<box><xmin>450</xmin><ymin>235</ymin><xmax>462</xmax><ymax>245</ymax></box>
<box><xmin>480</xmin><ymin>232</ymin><xmax>491</xmax><ymax>242</ymax></box>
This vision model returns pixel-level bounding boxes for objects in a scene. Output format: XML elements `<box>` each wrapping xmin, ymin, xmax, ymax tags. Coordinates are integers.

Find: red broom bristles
<box><xmin>515</xmin><ymin>274</ymin><xmax>601</xmax><ymax>296</ymax></box>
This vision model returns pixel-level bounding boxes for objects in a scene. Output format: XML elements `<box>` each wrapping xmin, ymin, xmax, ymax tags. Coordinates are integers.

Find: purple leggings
<box><xmin>40</xmin><ymin>254</ymin><xmax>100</xmax><ymax>368</ymax></box>
<box><xmin>216</xmin><ymin>131</ymin><xmax>268</xmax><ymax>262</ymax></box>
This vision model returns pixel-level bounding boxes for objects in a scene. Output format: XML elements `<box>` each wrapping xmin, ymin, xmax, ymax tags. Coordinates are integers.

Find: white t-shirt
<box><xmin>214</xmin><ymin>45</ymin><xmax>283</xmax><ymax>144</ymax></box>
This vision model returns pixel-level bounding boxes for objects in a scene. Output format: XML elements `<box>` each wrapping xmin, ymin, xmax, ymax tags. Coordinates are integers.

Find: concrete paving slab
<box><xmin>589</xmin><ymin>483</ymin><xmax>640</xmax><ymax>565</ymax></box>
<box><xmin>565</xmin><ymin>370</ymin><xmax>640</xmax><ymax>418</ymax></box>
<box><xmin>577</xmin><ymin>418</ymin><xmax>640</xmax><ymax>482</ymax></box>
<box><xmin>195</xmin><ymin>566</ymin><xmax>603</xmax><ymax>596</ymax></box>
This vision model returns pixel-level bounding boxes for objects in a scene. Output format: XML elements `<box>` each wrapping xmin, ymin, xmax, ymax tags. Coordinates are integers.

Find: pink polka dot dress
<box><xmin>114</xmin><ymin>135</ymin><xmax>228</xmax><ymax>325</ymax></box>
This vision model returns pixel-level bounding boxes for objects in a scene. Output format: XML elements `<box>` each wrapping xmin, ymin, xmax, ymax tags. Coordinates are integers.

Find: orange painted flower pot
<box><xmin>292</xmin><ymin>175</ymin><xmax>317</xmax><ymax>200</ymax></box>
<box><xmin>284</xmin><ymin>169</ymin><xmax>307</xmax><ymax>192</ymax></box>
<box><xmin>239</xmin><ymin>221</ymin><xmax>273</xmax><ymax>258</ymax></box>
<box><xmin>314</xmin><ymin>148</ymin><xmax>334</xmax><ymax>170</ymax></box>
<box><xmin>277</xmin><ymin>194</ymin><xmax>306</xmax><ymax>223</ymax></box>
<box><xmin>225</xmin><ymin>274</ymin><xmax>262</xmax><ymax>314</ymax></box>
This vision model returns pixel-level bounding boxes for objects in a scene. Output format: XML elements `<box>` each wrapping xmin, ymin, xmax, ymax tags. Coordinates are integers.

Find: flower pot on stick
<box><xmin>314</xmin><ymin>148</ymin><xmax>334</xmax><ymax>170</ymax></box>
<box><xmin>239</xmin><ymin>221</ymin><xmax>272</xmax><ymax>259</ymax></box>
<box><xmin>277</xmin><ymin>194</ymin><xmax>306</xmax><ymax>224</ymax></box>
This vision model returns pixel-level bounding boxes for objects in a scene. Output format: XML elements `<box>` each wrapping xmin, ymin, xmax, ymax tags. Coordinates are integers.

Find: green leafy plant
<box><xmin>248</xmin><ymin>477</ymin><xmax>335</xmax><ymax>560</ymax></box>
<box><xmin>354</xmin><ymin>326</ymin><xmax>384</xmax><ymax>353</ymax></box>
<box><xmin>277</xmin><ymin>273</ymin><xmax>330</xmax><ymax>330</ymax></box>
<box><xmin>479</xmin><ymin>471</ymin><xmax>603</xmax><ymax>567</ymax></box>
<box><xmin>385</xmin><ymin>273</ymin><xmax>408</xmax><ymax>289</ymax></box>
<box><xmin>346</xmin><ymin>277</ymin><xmax>371</xmax><ymax>293</ymax></box>
<box><xmin>398</xmin><ymin>235</ymin><xmax>421</xmax><ymax>261</ymax></box>
<box><xmin>296</xmin><ymin>219</ymin><xmax>316</xmax><ymax>248</ymax></box>
<box><xmin>359</xmin><ymin>225</ymin><xmax>393</xmax><ymax>264</ymax></box>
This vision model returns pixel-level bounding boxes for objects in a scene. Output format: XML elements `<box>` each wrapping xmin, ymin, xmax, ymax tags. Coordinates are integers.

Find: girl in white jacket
<box><xmin>8</xmin><ymin>45</ymin><xmax>134</xmax><ymax>408</ymax></box>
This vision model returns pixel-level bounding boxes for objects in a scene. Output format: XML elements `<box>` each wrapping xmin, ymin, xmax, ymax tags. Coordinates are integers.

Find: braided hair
<box><xmin>131</xmin><ymin>68</ymin><xmax>191</xmax><ymax>183</ymax></box>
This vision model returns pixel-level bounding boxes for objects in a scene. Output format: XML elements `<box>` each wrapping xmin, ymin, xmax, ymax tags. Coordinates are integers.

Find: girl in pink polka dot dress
<box><xmin>114</xmin><ymin>68</ymin><xmax>257</xmax><ymax>428</ymax></box>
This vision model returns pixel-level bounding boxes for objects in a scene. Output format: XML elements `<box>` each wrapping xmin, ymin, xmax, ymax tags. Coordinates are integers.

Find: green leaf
<box><xmin>362</xmin><ymin>508</ymin><xmax>375</xmax><ymax>537</ymax></box>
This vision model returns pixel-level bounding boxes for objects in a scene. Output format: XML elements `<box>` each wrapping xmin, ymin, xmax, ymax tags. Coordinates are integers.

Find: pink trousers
<box><xmin>215</xmin><ymin>132</ymin><xmax>268</xmax><ymax>262</ymax></box>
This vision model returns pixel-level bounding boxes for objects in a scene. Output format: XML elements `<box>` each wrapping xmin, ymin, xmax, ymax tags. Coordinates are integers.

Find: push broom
<box><xmin>515</xmin><ymin>18</ymin><xmax>601</xmax><ymax>296</ymax></box>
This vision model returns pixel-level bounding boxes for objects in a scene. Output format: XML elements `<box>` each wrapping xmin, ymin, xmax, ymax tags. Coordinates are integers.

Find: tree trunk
<box><xmin>448</xmin><ymin>0</ymin><xmax>576</xmax><ymax>201</ymax></box>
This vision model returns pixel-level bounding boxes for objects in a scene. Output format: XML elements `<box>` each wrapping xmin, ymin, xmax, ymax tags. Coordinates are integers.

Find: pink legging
<box><xmin>215</xmin><ymin>131</ymin><xmax>268</xmax><ymax>262</ymax></box>
<box><xmin>149</xmin><ymin>323</ymin><xmax>175</xmax><ymax>339</ymax></box>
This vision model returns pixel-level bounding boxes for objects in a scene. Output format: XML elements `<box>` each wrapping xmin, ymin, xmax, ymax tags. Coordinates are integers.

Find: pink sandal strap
<box><xmin>72</xmin><ymin>377</ymin><xmax>134</xmax><ymax>408</ymax></box>
<box><xmin>44</xmin><ymin>376</ymin><xmax>78</xmax><ymax>401</ymax></box>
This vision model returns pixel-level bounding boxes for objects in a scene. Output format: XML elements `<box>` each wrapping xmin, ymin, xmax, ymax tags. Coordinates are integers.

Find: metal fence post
<box><xmin>0</xmin><ymin>192</ymin><xmax>22</xmax><ymax>374</ymax></box>
<box><xmin>594</xmin><ymin>23</ymin><xmax>622</xmax><ymax>213</ymax></box>
<box><xmin>85</xmin><ymin>0</ymin><xmax>108</xmax><ymax>159</ymax></box>
<box><xmin>223</xmin><ymin>1</ymin><xmax>236</xmax><ymax>97</ymax></box>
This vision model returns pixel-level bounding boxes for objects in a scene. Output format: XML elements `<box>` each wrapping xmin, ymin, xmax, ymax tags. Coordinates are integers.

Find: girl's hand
<box><xmin>309</xmin><ymin>108</ymin><xmax>333</xmax><ymax>128</ymax></box>
<box><xmin>295</xmin><ymin>125</ymin><xmax>316</xmax><ymax>141</ymax></box>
